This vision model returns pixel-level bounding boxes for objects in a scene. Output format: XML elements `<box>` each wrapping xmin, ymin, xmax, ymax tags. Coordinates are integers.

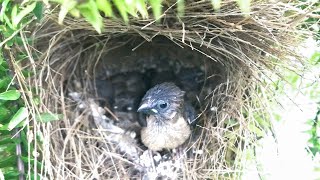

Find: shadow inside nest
<box><xmin>62</xmin><ymin>36</ymin><xmax>225</xmax><ymax>179</ymax></box>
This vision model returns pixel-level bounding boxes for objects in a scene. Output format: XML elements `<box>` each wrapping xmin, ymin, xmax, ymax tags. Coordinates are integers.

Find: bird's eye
<box><xmin>157</xmin><ymin>100</ymin><xmax>168</xmax><ymax>109</ymax></box>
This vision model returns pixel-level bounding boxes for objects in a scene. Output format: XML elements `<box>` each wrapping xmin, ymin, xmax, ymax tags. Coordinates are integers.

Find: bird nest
<box><xmin>21</xmin><ymin>0</ymin><xmax>307</xmax><ymax>179</ymax></box>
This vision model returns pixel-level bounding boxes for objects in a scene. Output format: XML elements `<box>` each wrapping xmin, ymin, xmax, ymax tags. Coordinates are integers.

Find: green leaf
<box><xmin>248</xmin><ymin>123</ymin><xmax>265</xmax><ymax>137</ymax></box>
<box><xmin>0</xmin><ymin>135</ymin><xmax>20</xmax><ymax>145</ymax></box>
<box><xmin>0</xmin><ymin>54</ymin><xmax>3</xmax><ymax>65</ymax></box>
<box><xmin>0</xmin><ymin>143</ymin><xmax>16</xmax><ymax>153</ymax></box>
<box><xmin>96</xmin><ymin>0</ymin><xmax>113</xmax><ymax>17</ymax></box>
<box><xmin>236</xmin><ymin>0</ymin><xmax>251</xmax><ymax>15</ymax></box>
<box><xmin>3</xmin><ymin>14</ymin><xmax>14</xmax><ymax>30</ymax></box>
<box><xmin>150</xmin><ymin>0</ymin><xmax>162</xmax><ymax>22</ymax></box>
<box><xmin>20</xmin><ymin>130</ymin><xmax>32</xmax><ymax>152</ymax></box>
<box><xmin>0</xmin><ymin>156</ymin><xmax>17</xmax><ymax>168</ymax></box>
<box><xmin>225</xmin><ymin>118</ymin><xmax>238</xmax><ymax>126</ymax></box>
<box><xmin>288</xmin><ymin>73</ymin><xmax>299</xmax><ymax>87</ymax></box>
<box><xmin>12</xmin><ymin>2</ymin><xmax>37</xmax><ymax>28</ymax></box>
<box><xmin>0</xmin><ymin>106</ymin><xmax>11</xmax><ymax>121</ymax></box>
<box><xmin>33</xmin><ymin>2</ymin><xmax>44</xmax><ymax>20</ymax></box>
<box><xmin>49</xmin><ymin>0</ymin><xmax>64</xmax><ymax>3</ymax></box>
<box><xmin>78</xmin><ymin>0</ymin><xmax>103</xmax><ymax>33</ymax></box>
<box><xmin>124</xmin><ymin>0</ymin><xmax>138</xmax><ymax>18</ymax></box>
<box><xmin>255</xmin><ymin>114</ymin><xmax>271</xmax><ymax>129</ymax></box>
<box><xmin>36</xmin><ymin>131</ymin><xmax>44</xmax><ymax>144</ymax></box>
<box><xmin>3</xmin><ymin>170</ymin><xmax>20</xmax><ymax>179</ymax></box>
<box><xmin>0</xmin><ymin>58</ymin><xmax>6</xmax><ymax>71</ymax></box>
<box><xmin>273</xmin><ymin>113</ymin><xmax>282</xmax><ymax>122</ymax></box>
<box><xmin>0</xmin><ymin>90</ymin><xmax>21</xmax><ymax>100</ymax></box>
<box><xmin>310</xmin><ymin>51</ymin><xmax>320</xmax><ymax>65</ymax></box>
<box><xmin>136</xmin><ymin>0</ymin><xmax>148</xmax><ymax>19</ymax></box>
<box><xmin>177</xmin><ymin>0</ymin><xmax>185</xmax><ymax>17</ymax></box>
<box><xmin>149</xmin><ymin>0</ymin><xmax>162</xmax><ymax>21</ymax></box>
<box><xmin>7</xmin><ymin>107</ymin><xmax>28</xmax><ymax>131</ymax></box>
<box><xmin>0</xmin><ymin>129</ymin><xmax>11</xmax><ymax>136</ymax></box>
<box><xmin>0</xmin><ymin>0</ymin><xmax>10</xmax><ymax>22</ymax></box>
<box><xmin>113</xmin><ymin>0</ymin><xmax>128</xmax><ymax>22</ymax></box>
<box><xmin>32</xmin><ymin>96</ymin><xmax>40</xmax><ymax>106</ymax></box>
<box><xmin>211</xmin><ymin>0</ymin><xmax>221</xmax><ymax>11</ymax></box>
<box><xmin>0</xmin><ymin>77</ymin><xmax>11</xmax><ymax>89</ymax></box>
<box><xmin>36</xmin><ymin>113</ymin><xmax>62</xmax><ymax>123</ymax></box>
<box><xmin>69</xmin><ymin>8</ymin><xmax>81</xmax><ymax>18</ymax></box>
<box><xmin>27</xmin><ymin>173</ymin><xmax>42</xmax><ymax>180</ymax></box>
<box><xmin>11</xmin><ymin>5</ymin><xmax>18</xmax><ymax>23</ymax></box>
<box><xmin>0</xmin><ymin>65</ymin><xmax>7</xmax><ymax>72</ymax></box>
<box><xmin>58</xmin><ymin>0</ymin><xmax>77</xmax><ymax>24</ymax></box>
<box><xmin>21</xmin><ymin>156</ymin><xmax>42</xmax><ymax>170</ymax></box>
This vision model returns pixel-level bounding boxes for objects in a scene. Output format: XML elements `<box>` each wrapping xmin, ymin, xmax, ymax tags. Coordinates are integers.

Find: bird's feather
<box><xmin>137</xmin><ymin>82</ymin><xmax>195</xmax><ymax>151</ymax></box>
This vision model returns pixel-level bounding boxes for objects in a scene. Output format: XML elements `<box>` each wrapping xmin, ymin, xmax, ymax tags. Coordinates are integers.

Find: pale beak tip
<box><xmin>137</xmin><ymin>103</ymin><xmax>149</xmax><ymax>112</ymax></box>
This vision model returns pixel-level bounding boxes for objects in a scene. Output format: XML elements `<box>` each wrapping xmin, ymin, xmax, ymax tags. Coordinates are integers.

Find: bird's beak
<box><xmin>137</xmin><ymin>102</ymin><xmax>158</xmax><ymax>114</ymax></box>
<box><xmin>137</xmin><ymin>103</ymin><xmax>149</xmax><ymax>112</ymax></box>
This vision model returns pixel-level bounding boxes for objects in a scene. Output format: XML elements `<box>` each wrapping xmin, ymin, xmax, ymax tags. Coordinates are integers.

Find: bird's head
<box><xmin>137</xmin><ymin>82</ymin><xmax>185</xmax><ymax>120</ymax></box>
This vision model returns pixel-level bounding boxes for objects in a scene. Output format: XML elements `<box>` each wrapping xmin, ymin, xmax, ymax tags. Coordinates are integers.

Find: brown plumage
<box><xmin>137</xmin><ymin>82</ymin><xmax>194</xmax><ymax>151</ymax></box>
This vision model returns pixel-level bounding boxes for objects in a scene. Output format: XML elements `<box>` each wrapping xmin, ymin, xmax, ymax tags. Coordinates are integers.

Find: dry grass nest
<box><xmin>15</xmin><ymin>0</ymin><xmax>311</xmax><ymax>179</ymax></box>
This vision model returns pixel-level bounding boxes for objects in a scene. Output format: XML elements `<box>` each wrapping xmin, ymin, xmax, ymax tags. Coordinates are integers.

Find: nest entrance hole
<box><xmin>43</xmin><ymin>33</ymin><xmax>240</xmax><ymax>179</ymax></box>
<box><xmin>64</xmin><ymin>35</ymin><xmax>226</xmax><ymax>125</ymax></box>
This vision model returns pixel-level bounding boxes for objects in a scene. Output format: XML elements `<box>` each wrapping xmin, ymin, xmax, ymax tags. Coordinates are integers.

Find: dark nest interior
<box><xmin>23</xmin><ymin>0</ymin><xmax>307</xmax><ymax>179</ymax></box>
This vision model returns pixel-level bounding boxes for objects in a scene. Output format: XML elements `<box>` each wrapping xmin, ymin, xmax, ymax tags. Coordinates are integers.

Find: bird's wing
<box><xmin>183</xmin><ymin>102</ymin><xmax>197</xmax><ymax>126</ymax></box>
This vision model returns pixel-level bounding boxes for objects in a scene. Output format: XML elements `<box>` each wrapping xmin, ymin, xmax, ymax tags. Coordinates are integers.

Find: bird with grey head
<box><xmin>137</xmin><ymin>82</ymin><xmax>195</xmax><ymax>151</ymax></box>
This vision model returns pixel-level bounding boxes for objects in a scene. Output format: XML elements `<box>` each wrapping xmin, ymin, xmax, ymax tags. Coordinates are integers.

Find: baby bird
<box><xmin>137</xmin><ymin>82</ymin><xmax>194</xmax><ymax>151</ymax></box>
